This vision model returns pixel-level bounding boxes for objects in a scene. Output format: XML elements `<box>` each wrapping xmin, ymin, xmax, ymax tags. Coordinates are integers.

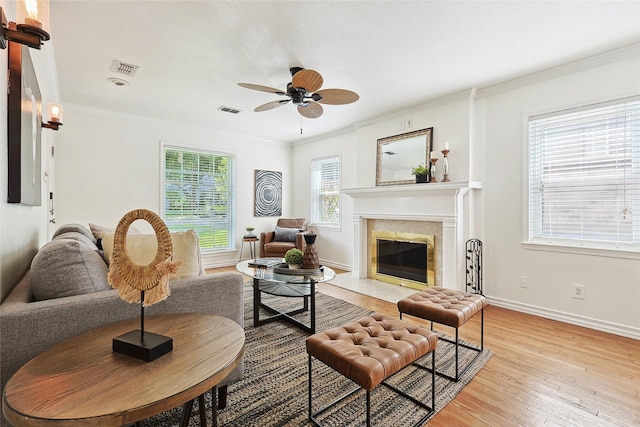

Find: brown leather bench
<box><xmin>306</xmin><ymin>313</ymin><xmax>438</xmax><ymax>427</ymax></box>
<box><xmin>398</xmin><ymin>287</ymin><xmax>487</xmax><ymax>382</ymax></box>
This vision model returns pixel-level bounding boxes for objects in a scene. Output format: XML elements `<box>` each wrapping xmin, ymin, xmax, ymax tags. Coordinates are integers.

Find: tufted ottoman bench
<box><xmin>306</xmin><ymin>313</ymin><xmax>438</xmax><ymax>427</ymax></box>
<box><xmin>398</xmin><ymin>287</ymin><xmax>487</xmax><ymax>382</ymax></box>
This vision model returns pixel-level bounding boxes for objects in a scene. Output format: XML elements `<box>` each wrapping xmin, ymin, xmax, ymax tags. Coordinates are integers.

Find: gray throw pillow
<box><xmin>53</xmin><ymin>231</ymin><xmax>99</xmax><ymax>250</ymax></box>
<box><xmin>30</xmin><ymin>239</ymin><xmax>111</xmax><ymax>301</ymax></box>
<box><xmin>51</xmin><ymin>223</ymin><xmax>97</xmax><ymax>244</ymax></box>
<box><xmin>274</xmin><ymin>226</ymin><xmax>301</xmax><ymax>242</ymax></box>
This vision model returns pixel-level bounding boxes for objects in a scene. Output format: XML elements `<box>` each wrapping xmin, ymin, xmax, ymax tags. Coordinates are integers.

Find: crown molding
<box><xmin>476</xmin><ymin>43</ymin><xmax>640</xmax><ymax>98</ymax></box>
<box><xmin>64</xmin><ymin>103</ymin><xmax>283</xmax><ymax>145</ymax></box>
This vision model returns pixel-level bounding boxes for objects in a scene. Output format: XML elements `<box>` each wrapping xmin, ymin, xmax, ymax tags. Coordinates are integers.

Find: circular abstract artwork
<box><xmin>254</xmin><ymin>170</ymin><xmax>282</xmax><ymax>217</ymax></box>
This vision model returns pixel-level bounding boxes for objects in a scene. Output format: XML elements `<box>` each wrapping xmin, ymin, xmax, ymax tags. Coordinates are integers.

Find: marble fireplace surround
<box><xmin>343</xmin><ymin>181</ymin><xmax>482</xmax><ymax>291</ymax></box>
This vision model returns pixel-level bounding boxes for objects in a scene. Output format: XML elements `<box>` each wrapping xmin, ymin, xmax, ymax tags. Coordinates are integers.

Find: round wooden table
<box><xmin>2</xmin><ymin>313</ymin><xmax>245</xmax><ymax>426</ymax></box>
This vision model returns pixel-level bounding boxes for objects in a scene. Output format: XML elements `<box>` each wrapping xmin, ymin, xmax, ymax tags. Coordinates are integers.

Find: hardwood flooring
<box><xmin>209</xmin><ymin>266</ymin><xmax>640</xmax><ymax>426</ymax></box>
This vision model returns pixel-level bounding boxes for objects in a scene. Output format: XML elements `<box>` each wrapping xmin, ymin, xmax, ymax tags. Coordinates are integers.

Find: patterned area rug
<box><xmin>141</xmin><ymin>284</ymin><xmax>492</xmax><ymax>426</ymax></box>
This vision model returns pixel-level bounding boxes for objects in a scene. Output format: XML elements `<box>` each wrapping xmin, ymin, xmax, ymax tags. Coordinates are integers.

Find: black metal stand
<box><xmin>112</xmin><ymin>291</ymin><xmax>173</xmax><ymax>362</ymax></box>
<box><xmin>466</xmin><ymin>238</ymin><xmax>483</xmax><ymax>295</ymax></box>
<box><xmin>253</xmin><ymin>277</ymin><xmax>317</xmax><ymax>333</ymax></box>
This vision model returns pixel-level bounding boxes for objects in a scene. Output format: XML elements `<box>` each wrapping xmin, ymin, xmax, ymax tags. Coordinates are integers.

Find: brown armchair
<box><xmin>259</xmin><ymin>218</ymin><xmax>307</xmax><ymax>258</ymax></box>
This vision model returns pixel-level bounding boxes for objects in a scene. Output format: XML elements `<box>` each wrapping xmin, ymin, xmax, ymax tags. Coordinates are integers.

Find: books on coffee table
<box><xmin>247</xmin><ymin>258</ymin><xmax>283</xmax><ymax>269</ymax></box>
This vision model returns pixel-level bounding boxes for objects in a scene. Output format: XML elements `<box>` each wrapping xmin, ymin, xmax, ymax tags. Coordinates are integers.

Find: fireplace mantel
<box><xmin>342</xmin><ymin>181</ymin><xmax>482</xmax><ymax>198</ymax></box>
<box><xmin>343</xmin><ymin>180</ymin><xmax>482</xmax><ymax>291</ymax></box>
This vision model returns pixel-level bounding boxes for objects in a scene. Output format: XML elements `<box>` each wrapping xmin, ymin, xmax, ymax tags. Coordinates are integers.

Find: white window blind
<box><xmin>311</xmin><ymin>155</ymin><xmax>341</xmax><ymax>228</ymax></box>
<box><xmin>163</xmin><ymin>146</ymin><xmax>236</xmax><ymax>252</ymax></box>
<box><xmin>528</xmin><ymin>96</ymin><xmax>640</xmax><ymax>250</ymax></box>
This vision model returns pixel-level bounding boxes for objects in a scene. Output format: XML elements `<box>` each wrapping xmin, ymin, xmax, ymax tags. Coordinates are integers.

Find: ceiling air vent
<box><xmin>218</xmin><ymin>106</ymin><xmax>241</xmax><ymax>114</ymax></box>
<box><xmin>110</xmin><ymin>60</ymin><xmax>140</xmax><ymax>77</ymax></box>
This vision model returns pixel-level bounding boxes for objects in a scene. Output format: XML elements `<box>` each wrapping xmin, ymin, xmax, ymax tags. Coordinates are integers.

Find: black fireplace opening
<box><xmin>376</xmin><ymin>238</ymin><xmax>427</xmax><ymax>284</ymax></box>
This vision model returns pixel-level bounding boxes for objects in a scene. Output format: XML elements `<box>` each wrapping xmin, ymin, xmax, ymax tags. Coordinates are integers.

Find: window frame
<box><xmin>161</xmin><ymin>143</ymin><xmax>236</xmax><ymax>254</ymax></box>
<box><xmin>310</xmin><ymin>154</ymin><xmax>341</xmax><ymax>230</ymax></box>
<box><xmin>523</xmin><ymin>95</ymin><xmax>640</xmax><ymax>259</ymax></box>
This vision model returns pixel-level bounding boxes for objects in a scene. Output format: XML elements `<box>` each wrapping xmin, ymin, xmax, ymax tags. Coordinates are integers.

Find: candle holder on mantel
<box><xmin>430</xmin><ymin>158</ymin><xmax>438</xmax><ymax>183</ymax></box>
<box><xmin>441</xmin><ymin>149</ymin><xmax>451</xmax><ymax>182</ymax></box>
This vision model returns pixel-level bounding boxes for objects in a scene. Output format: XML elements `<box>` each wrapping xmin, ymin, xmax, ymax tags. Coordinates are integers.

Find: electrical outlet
<box><xmin>519</xmin><ymin>276</ymin><xmax>529</xmax><ymax>288</ymax></box>
<box><xmin>407</xmin><ymin>118</ymin><xmax>413</xmax><ymax>128</ymax></box>
<box><xmin>572</xmin><ymin>284</ymin><xmax>585</xmax><ymax>300</ymax></box>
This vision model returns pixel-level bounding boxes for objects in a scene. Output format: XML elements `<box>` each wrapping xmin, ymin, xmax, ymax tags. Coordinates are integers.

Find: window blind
<box><xmin>163</xmin><ymin>147</ymin><xmax>236</xmax><ymax>252</ymax></box>
<box><xmin>528</xmin><ymin>96</ymin><xmax>640</xmax><ymax>249</ymax></box>
<box><xmin>311</xmin><ymin>155</ymin><xmax>341</xmax><ymax>227</ymax></box>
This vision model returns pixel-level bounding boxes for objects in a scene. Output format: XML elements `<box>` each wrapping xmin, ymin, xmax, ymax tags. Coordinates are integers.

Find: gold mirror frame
<box><xmin>375</xmin><ymin>127</ymin><xmax>433</xmax><ymax>186</ymax></box>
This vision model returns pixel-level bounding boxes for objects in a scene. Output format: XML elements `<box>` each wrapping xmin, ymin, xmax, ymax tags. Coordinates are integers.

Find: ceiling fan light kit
<box><xmin>238</xmin><ymin>67</ymin><xmax>359</xmax><ymax>119</ymax></box>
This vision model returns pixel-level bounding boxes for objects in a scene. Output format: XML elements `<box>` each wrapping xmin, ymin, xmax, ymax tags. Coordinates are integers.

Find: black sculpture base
<box><xmin>113</xmin><ymin>329</ymin><xmax>173</xmax><ymax>362</ymax></box>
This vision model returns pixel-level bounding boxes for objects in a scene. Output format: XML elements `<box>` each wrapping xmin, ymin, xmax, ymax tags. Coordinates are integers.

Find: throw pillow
<box><xmin>89</xmin><ymin>223</ymin><xmax>143</xmax><ymax>240</ymax></box>
<box><xmin>53</xmin><ymin>231</ymin><xmax>99</xmax><ymax>249</ymax></box>
<box><xmin>274</xmin><ymin>226</ymin><xmax>302</xmax><ymax>242</ymax></box>
<box><xmin>52</xmin><ymin>224</ymin><xmax>97</xmax><ymax>244</ymax></box>
<box><xmin>31</xmin><ymin>239</ymin><xmax>111</xmax><ymax>301</ymax></box>
<box><xmin>101</xmin><ymin>230</ymin><xmax>202</xmax><ymax>278</ymax></box>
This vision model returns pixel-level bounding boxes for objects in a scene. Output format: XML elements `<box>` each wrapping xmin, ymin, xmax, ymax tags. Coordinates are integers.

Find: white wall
<box><xmin>353</xmin><ymin>91</ymin><xmax>474</xmax><ymax>188</ymax></box>
<box><xmin>292</xmin><ymin>47</ymin><xmax>640</xmax><ymax>338</ymax></box>
<box><xmin>479</xmin><ymin>52</ymin><xmax>640</xmax><ymax>337</ymax></box>
<box><xmin>292</xmin><ymin>91</ymin><xmax>478</xmax><ymax>271</ymax></box>
<box><xmin>0</xmin><ymin>0</ymin><xmax>58</xmax><ymax>301</ymax></box>
<box><xmin>55</xmin><ymin>105</ymin><xmax>292</xmax><ymax>267</ymax></box>
<box><xmin>292</xmin><ymin>132</ymin><xmax>357</xmax><ymax>270</ymax></box>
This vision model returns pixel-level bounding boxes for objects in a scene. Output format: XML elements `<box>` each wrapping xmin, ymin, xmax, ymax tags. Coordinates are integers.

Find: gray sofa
<box><xmin>0</xmin><ymin>224</ymin><xmax>244</xmax><ymax>425</ymax></box>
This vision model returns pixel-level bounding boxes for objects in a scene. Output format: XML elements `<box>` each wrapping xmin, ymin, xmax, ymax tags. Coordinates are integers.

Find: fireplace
<box><xmin>344</xmin><ymin>181</ymin><xmax>482</xmax><ymax>291</ymax></box>
<box><xmin>371</xmin><ymin>230</ymin><xmax>435</xmax><ymax>289</ymax></box>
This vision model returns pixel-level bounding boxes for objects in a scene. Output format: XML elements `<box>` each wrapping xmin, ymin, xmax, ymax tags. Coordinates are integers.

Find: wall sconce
<box><xmin>1</xmin><ymin>0</ymin><xmax>51</xmax><ymax>50</ymax></box>
<box><xmin>42</xmin><ymin>103</ymin><xmax>63</xmax><ymax>131</ymax></box>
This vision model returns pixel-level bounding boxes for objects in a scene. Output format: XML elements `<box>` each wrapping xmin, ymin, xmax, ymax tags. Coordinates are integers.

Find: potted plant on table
<box><xmin>284</xmin><ymin>248</ymin><xmax>304</xmax><ymax>269</ymax></box>
<box><xmin>411</xmin><ymin>164</ymin><xmax>429</xmax><ymax>183</ymax></box>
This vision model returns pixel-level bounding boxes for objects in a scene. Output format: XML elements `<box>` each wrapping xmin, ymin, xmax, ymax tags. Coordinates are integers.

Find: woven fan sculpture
<box><xmin>107</xmin><ymin>209</ymin><xmax>182</xmax><ymax>307</ymax></box>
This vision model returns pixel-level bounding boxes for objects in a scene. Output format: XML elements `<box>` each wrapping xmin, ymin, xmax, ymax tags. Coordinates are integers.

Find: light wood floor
<box><xmin>210</xmin><ymin>266</ymin><xmax>640</xmax><ymax>426</ymax></box>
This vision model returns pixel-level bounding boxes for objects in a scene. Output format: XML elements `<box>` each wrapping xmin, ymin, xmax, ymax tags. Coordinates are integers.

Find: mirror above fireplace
<box><xmin>376</xmin><ymin>127</ymin><xmax>433</xmax><ymax>186</ymax></box>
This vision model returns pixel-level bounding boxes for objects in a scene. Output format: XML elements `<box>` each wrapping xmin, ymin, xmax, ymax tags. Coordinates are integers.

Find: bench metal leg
<box><xmin>308</xmin><ymin>352</ymin><xmax>435</xmax><ymax>427</ymax></box>
<box><xmin>401</xmin><ymin>308</ymin><xmax>484</xmax><ymax>382</ymax></box>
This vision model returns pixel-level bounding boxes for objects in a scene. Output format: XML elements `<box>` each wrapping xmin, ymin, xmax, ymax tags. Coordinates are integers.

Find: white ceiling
<box><xmin>49</xmin><ymin>1</ymin><xmax>640</xmax><ymax>143</ymax></box>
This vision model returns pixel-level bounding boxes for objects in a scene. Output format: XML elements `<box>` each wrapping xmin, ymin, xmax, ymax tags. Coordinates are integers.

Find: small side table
<box><xmin>239</xmin><ymin>235</ymin><xmax>258</xmax><ymax>263</ymax></box>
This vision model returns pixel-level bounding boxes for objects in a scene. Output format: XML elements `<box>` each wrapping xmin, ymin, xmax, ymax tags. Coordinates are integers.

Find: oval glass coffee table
<box><xmin>237</xmin><ymin>259</ymin><xmax>336</xmax><ymax>333</ymax></box>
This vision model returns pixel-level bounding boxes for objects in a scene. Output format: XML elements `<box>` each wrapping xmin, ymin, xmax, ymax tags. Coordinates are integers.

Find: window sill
<box><xmin>521</xmin><ymin>241</ymin><xmax>640</xmax><ymax>260</ymax></box>
<box><xmin>309</xmin><ymin>224</ymin><xmax>341</xmax><ymax>232</ymax></box>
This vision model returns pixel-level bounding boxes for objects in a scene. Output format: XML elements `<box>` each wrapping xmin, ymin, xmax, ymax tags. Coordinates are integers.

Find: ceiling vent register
<box><xmin>110</xmin><ymin>60</ymin><xmax>139</xmax><ymax>77</ymax></box>
<box><xmin>218</xmin><ymin>106</ymin><xmax>241</xmax><ymax>114</ymax></box>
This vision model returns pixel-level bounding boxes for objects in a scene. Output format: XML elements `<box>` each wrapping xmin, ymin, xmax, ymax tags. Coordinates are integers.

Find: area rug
<box><xmin>141</xmin><ymin>284</ymin><xmax>492</xmax><ymax>426</ymax></box>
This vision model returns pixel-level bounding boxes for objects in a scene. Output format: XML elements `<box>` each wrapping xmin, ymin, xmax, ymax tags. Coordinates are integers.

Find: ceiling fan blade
<box><xmin>238</xmin><ymin>83</ymin><xmax>286</xmax><ymax>96</ymax></box>
<box><xmin>255</xmin><ymin>100</ymin><xmax>290</xmax><ymax>112</ymax></box>
<box><xmin>315</xmin><ymin>88</ymin><xmax>359</xmax><ymax>105</ymax></box>
<box><xmin>297</xmin><ymin>102</ymin><xmax>323</xmax><ymax>119</ymax></box>
<box><xmin>292</xmin><ymin>69</ymin><xmax>323</xmax><ymax>93</ymax></box>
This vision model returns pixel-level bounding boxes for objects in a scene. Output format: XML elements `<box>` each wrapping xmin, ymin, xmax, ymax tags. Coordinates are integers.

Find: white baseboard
<box><xmin>318</xmin><ymin>259</ymin><xmax>351</xmax><ymax>272</ymax></box>
<box><xmin>486</xmin><ymin>296</ymin><xmax>640</xmax><ymax>340</ymax></box>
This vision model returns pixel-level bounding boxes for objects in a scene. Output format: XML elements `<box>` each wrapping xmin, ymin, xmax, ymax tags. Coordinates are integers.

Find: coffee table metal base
<box><xmin>253</xmin><ymin>277</ymin><xmax>316</xmax><ymax>333</ymax></box>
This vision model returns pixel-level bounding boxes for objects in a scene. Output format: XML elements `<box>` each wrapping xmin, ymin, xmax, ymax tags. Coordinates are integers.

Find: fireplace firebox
<box><xmin>371</xmin><ymin>231</ymin><xmax>435</xmax><ymax>290</ymax></box>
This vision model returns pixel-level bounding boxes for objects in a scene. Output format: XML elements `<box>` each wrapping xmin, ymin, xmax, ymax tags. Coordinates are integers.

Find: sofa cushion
<box><xmin>274</xmin><ymin>226</ymin><xmax>302</xmax><ymax>242</ymax></box>
<box><xmin>52</xmin><ymin>224</ymin><xmax>97</xmax><ymax>244</ymax></box>
<box><xmin>54</xmin><ymin>231</ymin><xmax>100</xmax><ymax>250</ymax></box>
<box><xmin>101</xmin><ymin>230</ymin><xmax>202</xmax><ymax>278</ymax></box>
<box><xmin>30</xmin><ymin>239</ymin><xmax>111</xmax><ymax>301</ymax></box>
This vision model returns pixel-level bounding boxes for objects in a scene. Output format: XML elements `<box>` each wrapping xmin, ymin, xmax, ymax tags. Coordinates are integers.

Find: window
<box><xmin>311</xmin><ymin>155</ymin><xmax>340</xmax><ymax>228</ymax></box>
<box><xmin>528</xmin><ymin>96</ymin><xmax>640</xmax><ymax>251</ymax></box>
<box><xmin>163</xmin><ymin>146</ymin><xmax>235</xmax><ymax>252</ymax></box>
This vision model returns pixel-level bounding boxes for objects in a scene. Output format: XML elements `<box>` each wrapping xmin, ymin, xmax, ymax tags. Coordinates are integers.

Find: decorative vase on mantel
<box><xmin>302</xmin><ymin>234</ymin><xmax>320</xmax><ymax>269</ymax></box>
<box><xmin>415</xmin><ymin>174</ymin><xmax>428</xmax><ymax>183</ymax></box>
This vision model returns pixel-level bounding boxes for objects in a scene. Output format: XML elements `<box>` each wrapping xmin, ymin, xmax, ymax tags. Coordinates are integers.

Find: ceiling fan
<box><xmin>238</xmin><ymin>67</ymin><xmax>359</xmax><ymax>119</ymax></box>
